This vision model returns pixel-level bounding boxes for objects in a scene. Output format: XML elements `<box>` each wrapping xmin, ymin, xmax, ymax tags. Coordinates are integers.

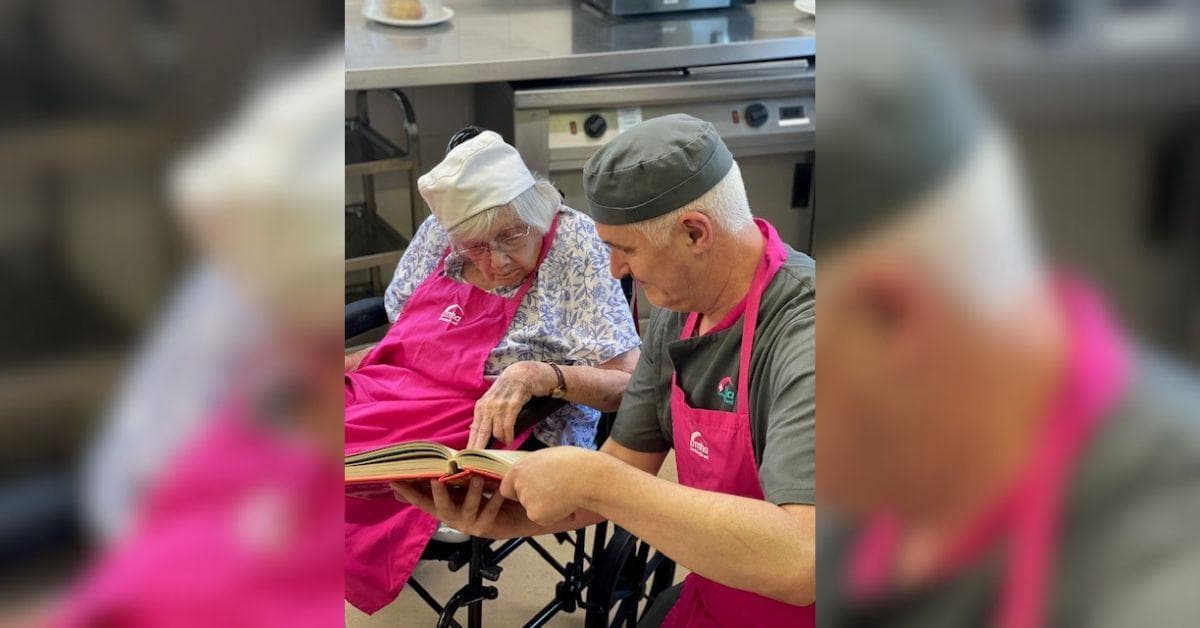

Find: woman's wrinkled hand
<box><xmin>344</xmin><ymin>347</ymin><xmax>371</xmax><ymax>372</ymax></box>
<box><xmin>468</xmin><ymin>361</ymin><xmax>551</xmax><ymax>449</ymax></box>
<box><xmin>392</xmin><ymin>478</ymin><xmax>524</xmax><ymax>539</ymax></box>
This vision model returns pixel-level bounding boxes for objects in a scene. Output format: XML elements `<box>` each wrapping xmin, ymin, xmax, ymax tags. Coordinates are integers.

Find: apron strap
<box><xmin>996</xmin><ymin>278</ymin><xmax>1131</xmax><ymax>628</ymax></box>
<box><xmin>843</xmin><ymin>277</ymin><xmax>1131</xmax><ymax>628</ymax></box>
<box><xmin>735</xmin><ymin>221</ymin><xmax>789</xmax><ymax>413</ymax></box>
<box><xmin>674</xmin><ymin>219</ymin><xmax>788</xmax><ymax>414</ymax></box>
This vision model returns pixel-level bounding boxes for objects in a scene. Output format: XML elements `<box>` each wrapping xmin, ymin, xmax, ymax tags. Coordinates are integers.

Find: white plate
<box><xmin>794</xmin><ymin>0</ymin><xmax>814</xmax><ymax>16</ymax></box>
<box><xmin>362</xmin><ymin>3</ymin><xmax>454</xmax><ymax>27</ymax></box>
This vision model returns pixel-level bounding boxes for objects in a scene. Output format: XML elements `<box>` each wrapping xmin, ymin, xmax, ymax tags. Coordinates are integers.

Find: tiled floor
<box><xmin>347</xmin><ymin>452</ymin><xmax>684</xmax><ymax>627</ymax></box>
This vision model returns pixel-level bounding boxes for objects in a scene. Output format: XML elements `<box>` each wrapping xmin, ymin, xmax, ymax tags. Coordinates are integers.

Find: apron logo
<box><xmin>439</xmin><ymin>304</ymin><xmax>464</xmax><ymax>325</ymax></box>
<box><xmin>717</xmin><ymin>376</ymin><xmax>736</xmax><ymax>408</ymax></box>
<box><xmin>689</xmin><ymin>431</ymin><xmax>710</xmax><ymax>460</ymax></box>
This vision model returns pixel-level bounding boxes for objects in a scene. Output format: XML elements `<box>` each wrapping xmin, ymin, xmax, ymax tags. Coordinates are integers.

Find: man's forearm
<box><xmin>580</xmin><ymin>453</ymin><xmax>815</xmax><ymax>606</ymax></box>
<box><xmin>488</xmin><ymin>506</ymin><xmax>606</xmax><ymax>539</ymax></box>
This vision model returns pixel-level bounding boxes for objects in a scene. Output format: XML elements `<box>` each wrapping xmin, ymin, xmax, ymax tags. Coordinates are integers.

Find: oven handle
<box><xmin>512</xmin><ymin>66</ymin><xmax>813</xmax><ymax>110</ymax></box>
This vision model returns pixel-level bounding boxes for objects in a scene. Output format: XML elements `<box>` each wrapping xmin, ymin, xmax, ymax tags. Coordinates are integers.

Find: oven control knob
<box><xmin>584</xmin><ymin>114</ymin><xmax>608</xmax><ymax>138</ymax></box>
<box><xmin>745</xmin><ymin>103</ymin><xmax>769</xmax><ymax>128</ymax></box>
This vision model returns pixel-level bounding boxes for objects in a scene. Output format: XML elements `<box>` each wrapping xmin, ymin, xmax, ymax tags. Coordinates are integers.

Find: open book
<box><xmin>345</xmin><ymin>441</ymin><xmax>527</xmax><ymax>498</ymax></box>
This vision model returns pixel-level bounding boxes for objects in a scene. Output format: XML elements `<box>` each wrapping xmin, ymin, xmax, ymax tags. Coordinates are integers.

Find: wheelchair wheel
<box><xmin>584</xmin><ymin>527</ymin><xmax>676</xmax><ymax>628</ymax></box>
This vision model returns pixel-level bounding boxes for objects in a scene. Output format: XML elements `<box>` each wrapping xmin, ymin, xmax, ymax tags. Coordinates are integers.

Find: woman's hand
<box><xmin>468</xmin><ymin>361</ymin><xmax>554</xmax><ymax>449</ymax></box>
<box><xmin>392</xmin><ymin>478</ymin><xmax>531</xmax><ymax>539</ymax></box>
<box><xmin>344</xmin><ymin>347</ymin><xmax>371</xmax><ymax>372</ymax></box>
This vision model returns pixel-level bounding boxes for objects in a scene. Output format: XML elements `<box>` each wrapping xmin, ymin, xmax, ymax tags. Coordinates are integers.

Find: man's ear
<box><xmin>849</xmin><ymin>261</ymin><xmax>932</xmax><ymax>366</ymax></box>
<box><xmin>678</xmin><ymin>212</ymin><xmax>715</xmax><ymax>251</ymax></box>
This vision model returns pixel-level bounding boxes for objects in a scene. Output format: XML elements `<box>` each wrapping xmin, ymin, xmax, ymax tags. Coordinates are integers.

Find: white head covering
<box><xmin>170</xmin><ymin>46</ymin><xmax>343</xmax><ymax>334</ymax></box>
<box><xmin>417</xmin><ymin>130</ymin><xmax>536</xmax><ymax>232</ymax></box>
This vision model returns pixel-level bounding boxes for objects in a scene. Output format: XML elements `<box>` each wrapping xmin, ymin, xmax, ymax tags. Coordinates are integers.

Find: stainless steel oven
<box><xmin>476</xmin><ymin>59</ymin><xmax>815</xmax><ymax>254</ymax></box>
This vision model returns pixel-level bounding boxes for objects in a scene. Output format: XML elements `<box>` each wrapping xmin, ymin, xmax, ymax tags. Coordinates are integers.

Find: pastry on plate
<box><xmin>386</xmin><ymin>0</ymin><xmax>426</xmax><ymax>20</ymax></box>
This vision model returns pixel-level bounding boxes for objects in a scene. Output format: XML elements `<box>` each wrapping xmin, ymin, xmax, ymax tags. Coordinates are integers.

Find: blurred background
<box><xmin>0</xmin><ymin>0</ymin><xmax>341</xmax><ymax>620</ymax></box>
<box><xmin>815</xmin><ymin>0</ymin><xmax>1200</xmax><ymax>626</ymax></box>
<box><xmin>815</xmin><ymin>0</ymin><xmax>1200</xmax><ymax>365</ymax></box>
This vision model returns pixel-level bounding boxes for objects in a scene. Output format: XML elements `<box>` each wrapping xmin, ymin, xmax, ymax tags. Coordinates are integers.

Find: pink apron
<box><xmin>55</xmin><ymin>405</ymin><xmax>343</xmax><ymax>628</ymax></box>
<box><xmin>662</xmin><ymin>219</ymin><xmax>816</xmax><ymax>628</ymax></box>
<box><xmin>845</xmin><ymin>276</ymin><xmax>1130</xmax><ymax>628</ymax></box>
<box><xmin>344</xmin><ymin>216</ymin><xmax>559</xmax><ymax>614</ymax></box>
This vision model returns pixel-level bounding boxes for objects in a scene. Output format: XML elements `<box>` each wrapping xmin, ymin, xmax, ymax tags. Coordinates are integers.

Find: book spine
<box><xmin>440</xmin><ymin>470</ymin><xmax>472</xmax><ymax>484</ymax></box>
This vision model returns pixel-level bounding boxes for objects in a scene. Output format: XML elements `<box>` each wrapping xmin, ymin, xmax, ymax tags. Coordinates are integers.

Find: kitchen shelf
<box><xmin>345</xmin><ymin>202</ymin><xmax>409</xmax><ymax>274</ymax></box>
<box><xmin>346</xmin><ymin>120</ymin><xmax>416</xmax><ymax>176</ymax></box>
<box><xmin>345</xmin><ymin>88</ymin><xmax>423</xmax><ymax>296</ymax></box>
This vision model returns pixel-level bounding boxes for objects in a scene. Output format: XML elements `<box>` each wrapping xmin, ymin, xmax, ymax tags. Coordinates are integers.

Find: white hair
<box><xmin>632</xmin><ymin>160</ymin><xmax>755</xmax><ymax>247</ymax></box>
<box><xmin>891</xmin><ymin>130</ymin><xmax>1044</xmax><ymax>316</ymax></box>
<box><xmin>450</xmin><ymin>176</ymin><xmax>561</xmax><ymax>241</ymax></box>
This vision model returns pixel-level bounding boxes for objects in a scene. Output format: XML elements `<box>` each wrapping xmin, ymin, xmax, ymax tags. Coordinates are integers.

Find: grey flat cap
<box><xmin>818</xmin><ymin>5</ymin><xmax>991</xmax><ymax>247</ymax></box>
<box><xmin>583</xmin><ymin>114</ymin><xmax>733</xmax><ymax>225</ymax></box>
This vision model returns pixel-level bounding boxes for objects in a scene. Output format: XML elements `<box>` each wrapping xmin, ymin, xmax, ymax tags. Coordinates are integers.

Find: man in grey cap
<box><xmin>816</xmin><ymin>6</ymin><xmax>1200</xmax><ymax>628</ymax></box>
<box><xmin>395</xmin><ymin>113</ymin><xmax>816</xmax><ymax>625</ymax></box>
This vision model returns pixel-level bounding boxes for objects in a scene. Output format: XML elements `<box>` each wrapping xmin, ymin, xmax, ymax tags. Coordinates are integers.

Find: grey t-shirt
<box><xmin>609</xmin><ymin>248</ymin><xmax>816</xmax><ymax>506</ymax></box>
<box><xmin>817</xmin><ymin>348</ymin><xmax>1200</xmax><ymax>627</ymax></box>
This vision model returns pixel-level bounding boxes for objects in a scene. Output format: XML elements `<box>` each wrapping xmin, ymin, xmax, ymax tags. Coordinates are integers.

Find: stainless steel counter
<box><xmin>345</xmin><ymin>0</ymin><xmax>814</xmax><ymax>89</ymax></box>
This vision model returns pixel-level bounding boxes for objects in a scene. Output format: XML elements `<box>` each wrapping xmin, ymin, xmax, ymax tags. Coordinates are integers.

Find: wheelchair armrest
<box><xmin>515</xmin><ymin>397</ymin><xmax>568</xmax><ymax>433</ymax></box>
<box><xmin>487</xmin><ymin>397</ymin><xmax>569</xmax><ymax>448</ymax></box>
<box><xmin>0</xmin><ymin>471</ymin><xmax>80</xmax><ymax>568</ymax></box>
<box><xmin>345</xmin><ymin>296</ymin><xmax>388</xmax><ymax>340</ymax></box>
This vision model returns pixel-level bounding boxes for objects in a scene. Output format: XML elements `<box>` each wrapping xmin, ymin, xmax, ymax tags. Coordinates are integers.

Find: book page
<box><xmin>345</xmin><ymin>440</ymin><xmax>458</xmax><ymax>485</ymax></box>
<box><xmin>345</xmin><ymin>459</ymin><xmax>452</xmax><ymax>483</ymax></box>
<box><xmin>344</xmin><ymin>442</ymin><xmax>530</xmax><ymax>487</ymax></box>
<box><xmin>454</xmin><ymin>449</ymin><xmax>528</xmax><ymax>477</ymax></box>
<box><xmin>345</xmin><ymin>441</ymin><xmax>455</xmax><ymax>466</ymax></box>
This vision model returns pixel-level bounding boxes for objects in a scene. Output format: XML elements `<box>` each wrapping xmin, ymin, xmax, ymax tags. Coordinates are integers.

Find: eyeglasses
<box><xmin>451</xmin><ymin>224</ymin><xmax>532</xmax><ymax>260</ymax></box>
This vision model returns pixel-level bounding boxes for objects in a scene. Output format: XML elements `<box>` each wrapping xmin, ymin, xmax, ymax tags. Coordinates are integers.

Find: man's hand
<box><xmin>392</xmin><ymin>478</ymin><xmax>529</xmax><ymax>539</ymax></box>
<box><xmin>500</xmin><ymin>447</ymin><xmax>599</xmax><ymax>526</ymax></box>
<box><xmin>468</xmin><ymin>361</ymin><xmax>554</xmax><ymax>449</ymax></box>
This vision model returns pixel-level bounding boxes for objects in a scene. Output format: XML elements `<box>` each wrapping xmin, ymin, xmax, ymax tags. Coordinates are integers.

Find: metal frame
<box><xmin>409</xmin><ymin>491</ymin><xmax>676</xmax><ymax>628</ymax></box>
<box><xmin>346</xmin><ymin>88</ymin><xmax>423</xmax><ymax>295</ymax></box>
<box><xmin>585</xmin><ymin>526</ymin><xmax>677</xmax><ymax>628</ymax></box>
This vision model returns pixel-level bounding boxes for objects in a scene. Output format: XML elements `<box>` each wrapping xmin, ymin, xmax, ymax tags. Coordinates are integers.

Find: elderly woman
<box><xmin>344</xmin><ymin>130</ymin><xmax>639</xmax><ymax>615</ymax></box>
